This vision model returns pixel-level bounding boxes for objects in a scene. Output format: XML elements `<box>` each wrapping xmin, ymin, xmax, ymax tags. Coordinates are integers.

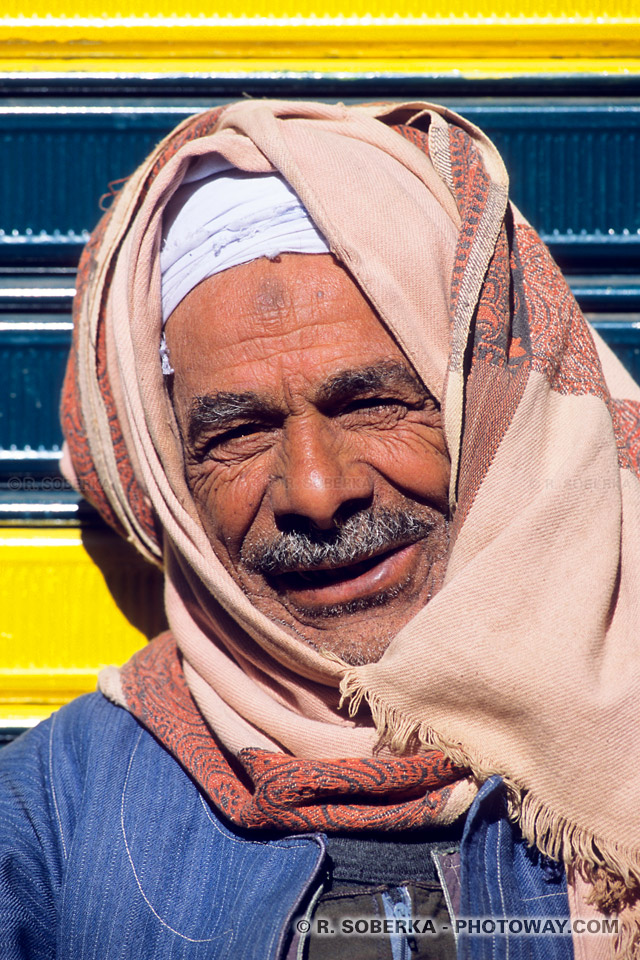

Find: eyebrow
<box><xmin>188</xmin><ymin>392</ymin><xmax>281</xmax><ymax>447</ymax></box>
<box><xmin>316</xmin><ymin>361</ymin><xmax>431</xmax><ymax>407</ymax></box>
<box><xmin>187</xmin><ymin>361</ymin><xmax>433</xmax><ymax>447</ymax></box>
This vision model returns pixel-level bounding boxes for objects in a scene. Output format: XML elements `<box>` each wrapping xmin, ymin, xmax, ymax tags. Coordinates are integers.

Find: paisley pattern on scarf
<box><xmin>612</xmin><ymin>399</ymin><xmax>640</xmax><ymax>475</ymax></box>
<box><xmin>120</xmin><ymin>634</ymin><xmax>468</xmax><ymax>833</ymax></box>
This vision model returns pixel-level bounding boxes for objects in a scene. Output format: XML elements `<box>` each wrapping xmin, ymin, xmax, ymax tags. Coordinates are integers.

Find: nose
<box><xmin>270</xmin><ymin>416</ymin><xmax>374</xmax><ymax>531</ymax></box>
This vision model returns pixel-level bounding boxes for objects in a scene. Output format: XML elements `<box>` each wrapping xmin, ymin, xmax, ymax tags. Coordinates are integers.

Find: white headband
<box><xmin>160</xmin><ymin>158</ymin><xmax>330</xmax><ymax>326</ymax></box>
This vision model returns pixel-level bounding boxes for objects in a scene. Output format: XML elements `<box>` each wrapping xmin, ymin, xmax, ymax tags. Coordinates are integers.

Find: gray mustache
<box><xmin>241</xmin><ymin>509</ymin><xmax>435</xmax><ymax>575</ymax></box>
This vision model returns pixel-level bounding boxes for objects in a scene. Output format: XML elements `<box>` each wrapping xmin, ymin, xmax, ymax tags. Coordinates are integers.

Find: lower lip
<box><xmin>272</xmin><ymin>542</ymin><xmax>421</xmax><ymax>608</ymax></box>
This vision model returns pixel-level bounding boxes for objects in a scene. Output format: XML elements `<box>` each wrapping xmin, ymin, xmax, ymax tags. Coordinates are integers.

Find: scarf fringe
<box><xmin>611</xmin><ymin>908</ymin><xmax>640</xmax><ymax>960</ymax></box>
<box><xmin>339</xmin><ymin>671</ymin><xmax>640</xmax><ymax>956</ymax></box>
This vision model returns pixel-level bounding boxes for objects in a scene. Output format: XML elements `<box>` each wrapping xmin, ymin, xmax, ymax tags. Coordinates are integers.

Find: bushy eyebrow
<box><xmin>188</xmin><ymin>392</ymin><xmax>281</xmax><ymax>447</ymax></box>
<box><xmin>187</xmin><ymin>362</ymin><xmax>434</xmax><ymax>446</ymax></box>
<box><xmin>316</xmin><ymin>361</ymin><xmax>432</xmax><ymax>407</ymax></box>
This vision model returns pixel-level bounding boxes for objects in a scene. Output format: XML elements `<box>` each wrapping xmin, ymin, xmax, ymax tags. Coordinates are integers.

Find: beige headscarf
<box><xmin>61</xmin><ymin>99</ymin><xmax>640</xmax><ymax>950</ymax></box>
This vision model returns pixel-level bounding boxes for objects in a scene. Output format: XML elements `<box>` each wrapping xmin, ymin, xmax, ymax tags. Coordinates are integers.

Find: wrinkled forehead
<box><xmin>164</xmin><ymin>252</ymin><xmax>432</xmax><ymax>414</ymax></box>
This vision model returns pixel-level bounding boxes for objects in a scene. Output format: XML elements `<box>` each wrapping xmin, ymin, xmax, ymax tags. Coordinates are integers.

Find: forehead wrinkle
<box><xmin>222</xmin><ymin>313</ymin><xmax>353</xmax><ymax>368</ymax></box>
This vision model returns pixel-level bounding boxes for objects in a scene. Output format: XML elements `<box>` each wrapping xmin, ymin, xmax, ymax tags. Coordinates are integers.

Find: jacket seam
<box><xmin>49</xmin><ymin>712</ymin><xmax>68</xmax><ymax>861</ymax></box>
<box><xmin>120</xmin><ymin>729</ymin><xmax>224</xmax><ymax>943</ymax></box>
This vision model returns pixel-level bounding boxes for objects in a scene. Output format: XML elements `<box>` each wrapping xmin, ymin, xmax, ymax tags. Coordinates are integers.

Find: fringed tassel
<box><xmin>515</xmin><ymin>792</ymin><xmax>640</xmax><ymax>892</ymax></box>
<box><xmin>611</xmin><ymin>906</ymin><xmax>640</xmax><ymax>960</ymax></box>
<box><xmin>579</xmin><ymin>866</ymin><xmax>640</xmax><ymax>960</ymax></box>
<box><xmin>338</xmin><ymin>670</ymin><xmax>640</xmax><ymax>958</ymax></box>
<box><xmin>339</xmin><ymin>668</ymin><xmax>492</xmax><ymax>769</ymax></box>
<box><xmin>516</xmin><ymin>793</ymin><xmax>640</xmax><ymax>958</ymax></box>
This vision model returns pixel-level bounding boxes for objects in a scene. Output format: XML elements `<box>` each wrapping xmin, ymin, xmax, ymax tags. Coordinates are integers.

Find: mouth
<box><xmin>268</xmin><ymin>541</ymin><xmax>422</xmax><ymax>609</ymax></box>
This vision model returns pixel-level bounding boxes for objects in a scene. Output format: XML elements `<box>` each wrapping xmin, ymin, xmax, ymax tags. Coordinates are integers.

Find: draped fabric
<box><xmin>61</xmin><ymin>100</ymin><xmax>640</xmax><ymax>954</ymax></box>
<box><xmin>117</xmin><ymin>633</ymin><xmax>472</xmax><ymax>833</ymax></box>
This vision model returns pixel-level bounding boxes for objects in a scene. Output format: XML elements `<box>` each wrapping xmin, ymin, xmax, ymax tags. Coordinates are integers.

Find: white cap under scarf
<box><xmin>160</xmin><ymin>156</ymin><xmax>331</xmax><ymax>369</ymax></box>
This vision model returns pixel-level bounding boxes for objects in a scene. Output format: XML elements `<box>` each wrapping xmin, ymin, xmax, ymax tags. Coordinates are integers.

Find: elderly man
<box><xmin>1</xmin><ymin>100</ymin><xmax>639</xmax><ymax>960</ymax></box>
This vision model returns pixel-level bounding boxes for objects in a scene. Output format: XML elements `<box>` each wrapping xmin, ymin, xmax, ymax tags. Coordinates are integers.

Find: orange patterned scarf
<box><xmin>120</xmin><ymin>633</ymin><xmax>467</xmax><ymax>833</ymax></box>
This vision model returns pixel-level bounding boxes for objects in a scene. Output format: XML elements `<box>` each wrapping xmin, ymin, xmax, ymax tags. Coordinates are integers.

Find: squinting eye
<box><xmin>204</xmin><ymin>423</ymin><xmax>272</xmax><ymax>456</ymax></box>
<box><xmin>345</xmin><ymin>398</ymin><xmax>406</xmax><ymax>413</ymax></box>
<box><xmin>217</xmin><ymin>424</ymin><xmax>261</xmax><ymax>444</ymax></box>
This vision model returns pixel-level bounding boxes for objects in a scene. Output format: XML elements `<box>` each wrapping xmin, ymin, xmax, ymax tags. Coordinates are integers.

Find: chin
<box><xmin>309</xmin><ymin>626</ymin><xmax>395</xmax><ymax>667</ymax></box>
<box><xmin>278</xmin><ymin>578</ymin><xmax>429</xmax><ymax>666</ymax></box>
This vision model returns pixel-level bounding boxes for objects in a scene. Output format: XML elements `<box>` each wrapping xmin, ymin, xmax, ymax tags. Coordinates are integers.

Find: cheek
<box><xmin>186</xmin><ymin>458</ymin><xmax>271</xmax><ymax>553</ymax></box>
<box><xmin>356</xmin><ymin>428</ymin><xmax>450</xmax><ymax>508</ymax></box>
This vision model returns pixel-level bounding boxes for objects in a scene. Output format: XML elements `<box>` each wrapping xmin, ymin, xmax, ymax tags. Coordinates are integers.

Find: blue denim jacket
<box><xmin>0</xmin><ymin>693</ymin><xmax>573</xmax><ymax>959</ymax></box>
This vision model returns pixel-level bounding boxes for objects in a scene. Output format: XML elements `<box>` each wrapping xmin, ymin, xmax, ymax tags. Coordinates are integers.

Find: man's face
<box><xmin>166</xmin><ymin>254</ymin><xmax>451</xmax><ymax>665</ymax></box>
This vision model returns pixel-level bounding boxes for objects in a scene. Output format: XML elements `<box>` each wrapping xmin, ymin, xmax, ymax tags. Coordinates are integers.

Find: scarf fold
<box><xmin>111</xmin><ymin>633</ymin><xmax>475</xmax><ymax>833</ymax></box>
<box><xmin>61</xmin><ymin>99</ymin><xmax>640</xmax><ymax>954</ymax></box>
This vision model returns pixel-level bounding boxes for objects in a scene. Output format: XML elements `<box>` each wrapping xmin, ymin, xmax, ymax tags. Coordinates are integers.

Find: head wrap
<box><xmin>160</xmin><ymin>161</ymin><xmax>330</xmax><ymax>324</ymax></box>
<box><xmin>61</xmin><ymin>99</ymin><xmax>640</xmax><ymax>954</ymax></box>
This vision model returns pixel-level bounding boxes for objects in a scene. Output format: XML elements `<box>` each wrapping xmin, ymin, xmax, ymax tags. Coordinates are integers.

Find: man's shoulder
<box><xmin>0</xmin><ymin>695</ymin><xmax>327</xmax><ymax>956</ymax></box>
<box><xmin>1</xmin><ymin>691</ymin><xmax>139</xmax><ymax>773</ymax></box>
<box><xmin>0</xmin><ymin>693</ymin><xmax>143</xmax><ymax>833</ymax></box>
<box><xmin>50</xmin><ymin>688</ymin><xmax>139</xmax><ymax>748</ymax></box>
